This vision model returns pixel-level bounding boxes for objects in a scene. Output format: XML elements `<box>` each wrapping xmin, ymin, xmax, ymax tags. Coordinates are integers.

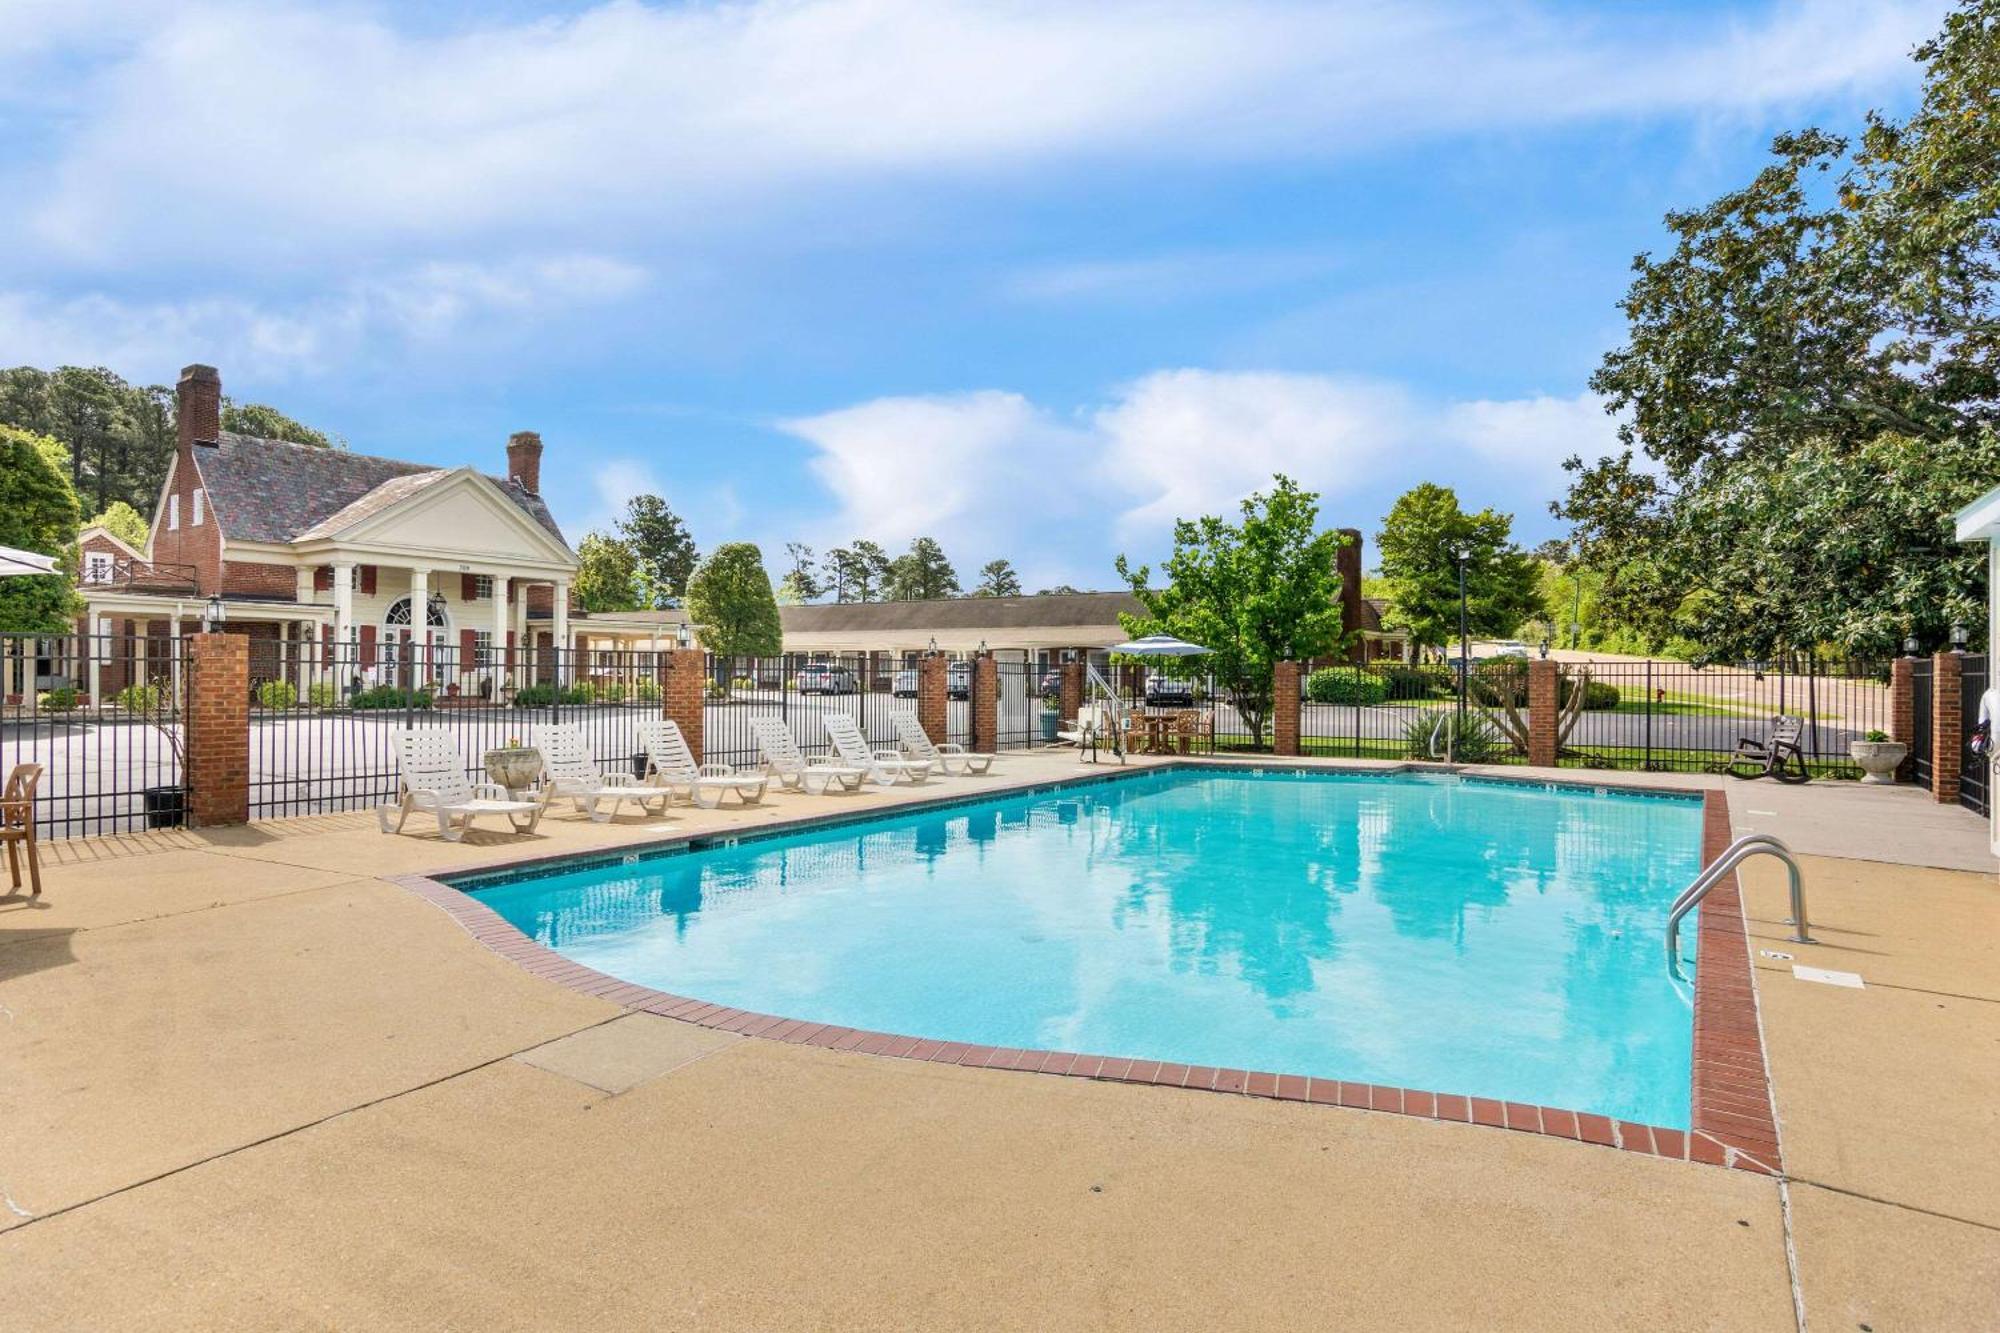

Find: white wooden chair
<box><xmin>636</xmin><ymin>719</ymin><xmax>771</xmax><ymax>809</ymax></box>
<box><xmin>891</xmin><ymin>711</ymin><xmax>996</xmax><ymax>775</ymax></box>
<box><xmin>378</xmin><ymin>730</ymin><xmax>544</xmax><ymax>841</ymax></box>
<box><xmin>824</xmin><ymin>713</ymin><xmax>931</xmax><ymax>785</ymax></box>
<box><xmin>535</xmin><ymin>724</ymin><xmax>675</xmax><ymax>823</ymax></box>
<box><xmin>750</xmin><ymin>717</ymin><xmax>867</xmax><ymax>795</ymax></box>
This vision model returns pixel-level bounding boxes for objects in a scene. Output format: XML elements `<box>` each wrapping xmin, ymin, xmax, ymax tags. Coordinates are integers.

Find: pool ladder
<box><xmin>1666</xmin><ymin>833</ymin><xmax>1809</xmax><ymax>976</ymax></box>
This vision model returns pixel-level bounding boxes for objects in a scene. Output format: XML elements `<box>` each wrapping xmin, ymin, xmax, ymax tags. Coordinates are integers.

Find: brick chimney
<box><xmin>1337</xmin><ymin>527</ymin><xmax>1365</xmax><ymax>663</ymax></box>
<box><xmin>177</xmin><ymin>364</ymin><xmax>221</xmax><ymax>451</ymax></box>
<box><xmin>506</xmin><ymin>431</ymin><xmax>543</xmax><ymax>494</ymax></box>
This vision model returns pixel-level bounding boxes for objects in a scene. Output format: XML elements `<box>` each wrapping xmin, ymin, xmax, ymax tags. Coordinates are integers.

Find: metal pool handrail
<box><xmin>1666</xmin><ymin>832</ymin><xmax>1810</xmax><ymax>973</ymax></box>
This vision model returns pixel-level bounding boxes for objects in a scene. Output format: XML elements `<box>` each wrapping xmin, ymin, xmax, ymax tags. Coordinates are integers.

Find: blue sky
<box><xmin>0</xmin><ymin>0</ymin><xmax>1942</xmax><ymax>590</ymax></box>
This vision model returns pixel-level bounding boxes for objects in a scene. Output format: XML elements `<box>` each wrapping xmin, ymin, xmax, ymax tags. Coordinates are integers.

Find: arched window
<box><xmin>383</xmin><ymin>594</ymin><xmax>449</xmax><ymax>630</ymax></box>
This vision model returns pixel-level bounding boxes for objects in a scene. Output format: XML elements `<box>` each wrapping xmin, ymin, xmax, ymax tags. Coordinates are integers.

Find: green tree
<box><xmin>0</xmin><ymin>425</ymin><xmax>82</xmax><ymax>632</ymax></box>
<box><xmin>776</xmin><ymin>542</ymin><xmax>823</xmax><ymax>604</ymax></box>
<box><xmin>1562</xmin><ymin>1</ymin><xmax>2000</xmax><ymax>658</ymax></box>
<box><xmin>1376</xmin><ymin>483</ymin><xmax>1544</xmax><ymax>653</ymax></box>
<box><xmin>92</xmin><ymin>499</ymin><xmax>151</xmax><ymax>550</ymax></box>
<box><xmin>1036</xmin><ymin>584</ymin><xmax>1083</xmax><ymax>596</ymax></box>
<box><xmin>825</xmin><ymin>540</ymin><xmax>891</xmax><ymax>602</ymax></box>
<box><xmin>615</xmin><ymin>494</ymin><xmax>698</xmax><ymax>605</ymax></box>
<box><xmin>1115</xmin><ymin>474</ymin><xmax>1349</xmax><ymax>749</ymax></box>
<box><xmin>972</xmin><ymin>559</ymin><xmax>1023</xmax><ymax>598</ymax></box>
<box><xmin>685</xmin><ymin>543</ymin><xmax>782</xmax><ymax>694</ymax></box>
<box><xmin>221</xmin><ymin>399</ymin><xmax>336</xmax><ymax>448</ymax></box>
<box><xmin>571</xmin><ymin>532</ymin><xmax>644</xmax><ymax>612</ymax></box>
<box><xmin>884</xmin><ymin>536</ymin><xmax>959</xmax><ymax>601</ymax></box>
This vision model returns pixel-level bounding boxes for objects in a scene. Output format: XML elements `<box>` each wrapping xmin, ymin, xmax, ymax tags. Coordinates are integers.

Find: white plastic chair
<box><xmin>891</xmin><ymin>711</ymin><xmax>996</xmax><ymax>775</ymax></box>
<box><xmin>636</xmin><ymin>719</ymin><xmax>771</xmax><ymax>809</ymax></box>
<box><xmin>378</xmin><ymin>730</ymin><xmax>544</xmax><ymax>841</ymax></box>
<box><xmin>536</xmin><ymin>724</ymin><xmax>675</xmax><ymax>823</ymax></box>
<box><xmin>823</xmin><ymin>713</ymin><xmax>931</xmax><ymax>785</ymax></box>
<box><xmin>750</xmin><ymin>717</ymin><xmax>867</xmax><ymax>795</ymax></box>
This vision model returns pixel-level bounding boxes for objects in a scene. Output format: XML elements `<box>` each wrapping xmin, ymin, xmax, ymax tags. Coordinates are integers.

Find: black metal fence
<box><xmin>1912</xmin><ymin>658</ymin><xmax>1935</xmax><ymax>788</ymax></box>
<box><xmin>1958</xmin><ymin>655</ymin><xmax>1988</xmax><ymax>817</ymax></box>
<box><xmin>1</xmin><ymin>631</ymin><xmax>188</xmax><ymax>839</ymax></box>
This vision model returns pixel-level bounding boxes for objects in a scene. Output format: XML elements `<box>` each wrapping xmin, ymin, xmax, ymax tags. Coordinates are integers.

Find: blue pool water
<box><xmin>466</xmin><ymin>768</ymin><xmax>1705</xmax><ymax>1126</ymax></box>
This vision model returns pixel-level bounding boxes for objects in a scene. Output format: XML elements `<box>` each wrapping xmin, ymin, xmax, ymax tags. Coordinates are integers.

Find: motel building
<box><xmin>5</xmin><ymin>364</ymin><xmax>671</xmax><ymax>705</ymax></box>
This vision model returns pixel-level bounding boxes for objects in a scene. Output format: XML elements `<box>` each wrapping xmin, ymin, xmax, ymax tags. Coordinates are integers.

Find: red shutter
<box><xmin>314</xmin><ymin>565</ymin><xmax>332</xmax><ymax>592</ymax></box>
<box><xmin>359</xmin><ymin>565</ymin><xmax>377</xmax><ymax>595</ymax></box>
<box><xmin>359</xmin><ymin>624</ymin><xmax>377</xmax><ymax>669</ymax></box>
<box><xmin>461</xmin><ymin>573</ymin><xmax>478</xmax><ymax>601</ymax></box>
<box><xmin>459</xmin><ymin>628</ymin><xmax>476</xmax><ymax>671</ymax></box>
<box><xmin>505</xmin><ymin>630</ymin><xmax>516</xmax><ymax>671</ymax></box>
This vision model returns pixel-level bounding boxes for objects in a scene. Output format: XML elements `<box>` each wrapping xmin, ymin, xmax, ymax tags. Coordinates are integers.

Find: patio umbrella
<box><xmin>0</xmin><ymin>545</ymin><xmax>57</xmax><ymax>577</ymax></box>
<box><xmin>1107</xmin><ymin>633</ymin><xmax>1212</xmax><ymax>657</ymax></box>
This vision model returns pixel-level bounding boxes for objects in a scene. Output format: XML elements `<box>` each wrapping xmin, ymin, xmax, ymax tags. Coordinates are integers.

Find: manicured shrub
<box><xmin>306</xmin><ymin>680</ymin><xmax>340</xmax><ymax>708</ymax></box>
<box><xmin>1400</xmin><ymin>710</ymin><xmax>1501</xmax><ymax>763</ymax></box>
<box><xmin>37</xmin><ymin>686</ymin><xmax>79</xmax><ymax>712</ymax></box>
<box><xmin>350</xmin><ymin>685</ymin><xmax>433</xmax><ymax>710</ymax></box>
<box><xmin>1305</xmin><ymin>667</ymin><xmax>1389</xmax><ymax>706</ymax></box>
<box><xmin>513</xmin><ymin>683</ymin><xmax>592</xmax><ymax>707</ymax></box>
<box><xmin>1375</xmin><ymin>664</ymin><xmax>1445</xmax><ymax>700</ymax></box>
<box><xmin>631</xmin><ymin>679</ymin><xmax>661</xmax><ymax>703</ymax></box>
<box><xmin>114</xmin><ymin>682</ymin><xmax>165</xmax><ymax>711</ymax></box>
<box><xmin>255</xmin><ymin>680</ymin><xmax>299</xmax><ymax>710</ymax></box>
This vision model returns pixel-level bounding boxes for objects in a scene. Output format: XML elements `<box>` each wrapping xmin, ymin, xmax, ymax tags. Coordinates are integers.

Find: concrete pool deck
<box><xmin>2</xmin><ymin>753</ymin><xmax>1995</xmax><ymax>1328</ymax></box>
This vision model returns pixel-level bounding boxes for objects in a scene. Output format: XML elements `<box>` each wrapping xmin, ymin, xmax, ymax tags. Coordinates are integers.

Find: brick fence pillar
<box><xmin>1272</xmin><ymin>660</ymin><xmax>1301</xmax><ymax>757</ymax></box>
<box><xmin>185</xmin><ymin>631</ymin><xmax>249</xmax><ymax>827</ymax></box>
<box><xmin>1889</xmin><ymin>656</ymin><xmax>1916</xmax><ymax>784</ymax></box>
<box><xmin>663</xmin><ymin>647</ymin><xmax>707</xmax><ymax>765</ymax></box>
<box><xmin>1060</xmin><ymin>659</ymin><xmax>1084</xmax><ymax>723</ymax></box>
<box><xmin>1527</xmin><ymin>657</ymin><xmax>1560</xmax><ymax>768</ymax></box>
<box><xmin>1932</xmin><ymin>651</ymin><xmax>1962</xmax><ymax>804</ymax></box>
<box><xmin>972</xmin><ymin>652</ymin><xmax>999</xmax><ymax>754</ymax></box>
<box><xmin>917</xmin><ymin>654</ymin><xmax>949</xmax><ymax>746</ymax></box>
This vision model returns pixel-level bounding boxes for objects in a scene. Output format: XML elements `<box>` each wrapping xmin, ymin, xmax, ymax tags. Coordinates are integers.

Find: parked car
<box><xmin>1144</xmin><ymin>676</ymin><xmax>1197</xmax><ymax>706</ymax></box>
<box><xmin>947</xmin><ymin>660</ymin><xmax>972</xmax><ymax>700</ymax></box>
<box><xmin>892</xmin><ymin>668</ymin><xmax>920</xmax><ymax>698</ymax></box>
<box><xmin>1489</xmin><ymin>640</ymin><xmax>1532</xmax><ymax>659</ymax></box>
<box><xmin>795</xmin><ymin>664</ymin><xmax>859</xmax><ymax>695</ymax></box>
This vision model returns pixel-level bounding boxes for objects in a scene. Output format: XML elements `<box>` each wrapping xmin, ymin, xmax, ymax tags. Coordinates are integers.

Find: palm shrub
<box><xmin>1400</xmin><ymin>710</ymin><xmax>1501</xmax><ymax>763</ymax></box>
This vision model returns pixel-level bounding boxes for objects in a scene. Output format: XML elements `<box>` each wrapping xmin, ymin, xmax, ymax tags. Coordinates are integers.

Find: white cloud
<box><xmin>1002</xmin><ymin>248</ymin><xmax>1343</xmax><ymax>305</ymax></box>
<box><xmin>0</xmin><ymin>254</ymin><xmax>646</xmax><ymax>379</ymax></box>
<box><xmin>1442</xmin><ymin>391</ymin><xmax>1625</xmax><ymax>492</ymax></box>
<box><xmin>1094</xmin><ymin>370</ymin><xmax>1416</xmax><ymax>537</ymax></box>
<box><xmin>7</xmin><ymin>0</ymin><xmax>1943</xmax><ymax>266</ymax></box>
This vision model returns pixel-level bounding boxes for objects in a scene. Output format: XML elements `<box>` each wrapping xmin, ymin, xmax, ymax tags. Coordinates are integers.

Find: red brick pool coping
<box><xmin>393</xmin><ymin>771</ymin><xmax>1783</xmax><ymax>1176</ymax></box>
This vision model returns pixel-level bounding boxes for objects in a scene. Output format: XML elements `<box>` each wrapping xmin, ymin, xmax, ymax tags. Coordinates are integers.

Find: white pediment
<box><xmin>319</xmin><ymin>469</ymin><xmax>574</xmax><ymax>569</ymax></box>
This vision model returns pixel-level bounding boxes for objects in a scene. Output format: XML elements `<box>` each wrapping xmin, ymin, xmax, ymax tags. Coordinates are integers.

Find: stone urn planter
<box><xmin>1848</xmin><ymin>739</ymin><xmax>1907</xmax><ymax>784</ymax></box>
<box><xmin>483</xmin><ymin>745</ymin><xmax>544</xmax><ymax>796</ymax></box>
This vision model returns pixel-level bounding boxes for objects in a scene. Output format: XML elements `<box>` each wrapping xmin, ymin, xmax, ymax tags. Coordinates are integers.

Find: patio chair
<box><xmin>1724</xmin><ymin>714</ymin><xmax>1810</xmax><ymax>783</ymax></box>
<box><xmin>635</xmin><ymin>719</ymin><xmax>770</xmax><ymax>809</ymax></box>
<box><xmin>378</xmin><ymin>730</ymin><xmax>544</xmax><ymax>841</ymax></box>
<box><xmin>749</xmin><ymin>717</ymin><xmax>867</xmax><ymax>795</ymax></box>
<box><xmin>535</xmin><ymin>724</ymin><xmax>675</xmax><ymax>823</ymax></box>
<box><xmin>890</xmin><ymin>711</ymin><xmax>996</xmax><ymax>776</ymax></box>
<box><xmin>823</xmin><ymin>713</ymin><xmax>932</xmax><ymax>785</ymax></box>
<box><xmin>1</xmin><ymin>763</ymin><xmax>43</xmax><ymax>899</ymax></box>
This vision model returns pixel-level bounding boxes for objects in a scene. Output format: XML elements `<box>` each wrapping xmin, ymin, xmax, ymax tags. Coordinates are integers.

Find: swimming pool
<box><xmin>464</xmin><ymin>768</ymin><xmax>1706</xmax><ymax>1127</ymax></box>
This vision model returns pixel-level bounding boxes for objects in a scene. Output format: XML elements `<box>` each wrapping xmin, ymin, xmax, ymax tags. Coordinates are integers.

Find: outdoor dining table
<box><xmin>1129</xmin><ymin>711</ymin><xmax>1195</xmax><ymax>755</ymax></box>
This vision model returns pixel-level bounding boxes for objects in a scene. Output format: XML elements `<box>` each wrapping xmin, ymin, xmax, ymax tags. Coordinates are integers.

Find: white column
<box><xmin>408</xmin><ymin>566</ymin><xmax>431</xmax><ymax>683</ymax></box>
<box><xmin>552</xmin><ymin>579</ymin><xmax>571</xmax><ymax>683</ymax></box>
<box><xmin>491</xmin><ymin>577</ymin><xmax>509</xmax><ymax>691</ymax></box>
<box><xmin>331</xmin><ymin>562</ymin><xmax>355</xmax><ymax>658</ymax></box>
<box><xmin>88</xmin><ymin>613</ymin><xmax>106</xmax><ymax>702</ymax></box>
<box><xmin>295</xmin><ymin>566</ymin><xmax>314</xmax><ymax>605</ymax></box>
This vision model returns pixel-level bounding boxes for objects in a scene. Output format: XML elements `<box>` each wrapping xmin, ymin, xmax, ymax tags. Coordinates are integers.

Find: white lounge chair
<box><xmin>535</xmin><ymin>724</ymin><xmax>675</xmax><ymax>823</ymax></box>
<box><xmin>891</xmin><ymin>711</ymin><xmax>996</xmax><ymax>775</ymax></box>
<box><xmin>636</xmin><ymin>719</ymin><xmax>771</xmax><ymax>809</ymax></box>
<box><xmin>377</xmin><ymin>729</ymin><xmax>544</xmax><ymax>841</ymax></box>
<box><xmin>750</xmin><ymin>717</ymin><xmax>867</xmax><ymax>795</ymax></box>
<box><xmin>823</xmin><ymin>713</ymin><xmax>932</xmax><ymax>785</ymax></box>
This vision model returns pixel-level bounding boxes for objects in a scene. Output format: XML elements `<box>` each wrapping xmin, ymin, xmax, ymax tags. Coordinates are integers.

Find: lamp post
<box><xmin>1570</xmin><ymin>572</ymin><xmax>1583</xmax><ymax>650</ymax></box>
<box><xmin>201</xmin><ymin>593</ymin><xmax>227</xmax><ymax>633</ymax></box>
<box><xmin>1454</xmin><ymin>544</ymin><xmax>1472</xmax><ymax>734</ymax></box>
<box><xmin>1951</xmin><ymin>623</ymin><xmax>1969</xmax><ymax>653</ymax></box>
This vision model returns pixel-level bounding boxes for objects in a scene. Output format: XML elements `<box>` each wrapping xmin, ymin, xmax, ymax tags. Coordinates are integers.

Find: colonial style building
<box><xmin>60</xmin><ymin>364</ymin><xmax>664</xmax><ymax>700</ymax></box>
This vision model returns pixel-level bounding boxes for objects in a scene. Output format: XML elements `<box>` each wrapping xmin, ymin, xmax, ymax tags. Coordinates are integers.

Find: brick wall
<box><xmin>918</xmin><ymin>655</ymin><xmax>949</xmax><ymax>746</ymax></box>
<box><xmin>972</xmin><ymin>653</ymin><xmax>998</xmax><ymax>753</ymax></box>
<box><xmin>1273</xmin><ymin>660</ymin><xmax>1301</xmax><ymax>756</ymax></box>
<box><xmin>661</xmin><ymin>647</ymin><xmax>706</xmax><ymax>765</ymax></box>
<box><xmin>1060</xmin><ymin>660</ymin><xmax>1084</xmax><ymax>724</ymax></box>
<box><xmin>186</xmin><ymin>631</ymin><xmax>249</xmax><ymax>827</ymax></box>
<box><xmin>222</xmin><ymin>560</ymin><xmax>299</xmax><ymax>599</ymax></box>
<box><xmin>1932</xmin><ymin>652</ymin><xmax>1962</xmax><ymax>804</ymax></box>
<box><xmin>1527</xmin><ymin>657</ymin><xmax>1560</xmax><ymax>768</ymax></box>
<box><xmin>1889</xmin><ymin>657</ymin><xmax>1916</xmax><ymax>783</ymax></box>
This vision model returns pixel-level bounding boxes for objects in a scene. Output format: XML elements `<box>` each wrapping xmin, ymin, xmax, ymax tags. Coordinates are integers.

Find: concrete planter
<box><xmin>1849</xmin><ymin>739</ymin><xmax>1907</xmax><ymax>784</ymax></box>
<box><xmin>483</xmin><ymin>746</ymin><xmax>544</xmax><ymax>793</ymax></box>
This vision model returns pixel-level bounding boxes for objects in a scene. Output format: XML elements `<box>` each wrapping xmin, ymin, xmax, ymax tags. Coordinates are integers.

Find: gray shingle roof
<box><xmin>192</xmin><ymin>431</ymin><xmax>569</xmax><ymax>549</ymax></box>
<box><xmin>780</xmin><ymin>591</ymin><xmax>1142</xmax><ymax>634</ymax></box>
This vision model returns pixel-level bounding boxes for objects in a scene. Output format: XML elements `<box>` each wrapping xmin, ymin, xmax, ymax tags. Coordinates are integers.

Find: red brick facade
<box><xmin>918</xmin><ymin>655</ymin><xmax>949</xmax><ymax>746</ymax></box>
<box><xmin>1527</xmin><ymin>657</ymin><xmax>1559</xmax><ymax>768</ymax></box>
<box><xmin>186</xmin><ymin>632</ymin><xmax>249</xmax><ymax>827</ymax></box>
<box><xmin>1272</xmin><ymin>660</ymin><xmax>1301</xmax><ymax>756</ymax></box>
<box><xmin>1932</xmin><ymin>652</ymin><xmax>1962</xmax><ymax>804</ymax></box>
<box><xmin>1889</xmin><ymin>657</ymin><xmax>1916</xmax><ymax>783</ymax></box>
<box><xmin>661</xmin><ymin>648</ymin><xmax>706</xmax><ymax>765</ymax></box>
<box><xmin>972</xmin><ymin>653</ymin><xmax>999</xmax><ymax>754</ymax></box>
